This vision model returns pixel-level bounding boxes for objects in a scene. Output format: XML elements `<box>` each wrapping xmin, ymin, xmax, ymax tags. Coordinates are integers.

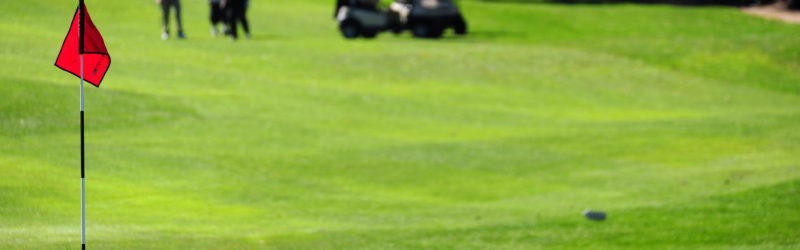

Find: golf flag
<box><xmin>55</xmin><ymin>1</ymin><xmax>110</xmax><ymax>87</ymax></box>
<box><xmin>54</xmin><ymin>1</ymin><xmax>110</xmax><ymax>249</ymax></box>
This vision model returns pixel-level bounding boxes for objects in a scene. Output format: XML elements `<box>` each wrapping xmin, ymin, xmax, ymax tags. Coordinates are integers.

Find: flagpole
<box><xmin>80</xmin><ymin>54</ymin><xmax>86</xmax><ymax>250</ymax></box>
<box><xmin>78</xmin><ymin>1</ymin><xmax>86</xmax><ymax>249</ymax></box>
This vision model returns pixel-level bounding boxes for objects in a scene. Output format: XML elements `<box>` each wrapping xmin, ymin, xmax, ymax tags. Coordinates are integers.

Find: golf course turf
<box><xmin>1</xmin><ymin>0</ymin><xmax>799</xmax><ymax>248</ymax></box>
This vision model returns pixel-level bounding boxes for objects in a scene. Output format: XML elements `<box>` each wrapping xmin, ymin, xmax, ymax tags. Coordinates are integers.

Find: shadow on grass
<box><xmin>0</xmin><ymin>76</ymin><xmax>199</xmax><ymax>138</ymax></box>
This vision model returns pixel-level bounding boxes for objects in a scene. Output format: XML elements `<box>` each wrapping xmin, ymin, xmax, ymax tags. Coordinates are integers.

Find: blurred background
<box><xmin>0</xmin><ymin>0</ymin><xmax>798</xmax><ymax>248</ymax></box>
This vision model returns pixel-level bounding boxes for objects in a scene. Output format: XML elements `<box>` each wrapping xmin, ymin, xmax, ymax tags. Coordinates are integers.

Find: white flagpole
<box><xmin>80</xmin><ymin>54</ymin><xmax>86</xmax><ymax>250</ymax></box>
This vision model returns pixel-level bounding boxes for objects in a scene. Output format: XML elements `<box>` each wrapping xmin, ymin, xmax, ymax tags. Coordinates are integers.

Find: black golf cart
<box><xmin>335</xmin><ymin>0</ymin><xmax>468</xmax><ymax>39</ymax></box>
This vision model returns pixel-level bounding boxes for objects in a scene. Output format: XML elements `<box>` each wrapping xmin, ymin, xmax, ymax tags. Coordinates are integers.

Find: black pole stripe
<box><xmin>79</xmin><ymin>3</ymin><xmax>87</xmax><ymax>250</ymax></box>
<box><xmin>81</xmin><ymin>111</ymin><xmax>84</xmax><ymax>178</ymax></box>
<box><xmin>78</xmin><ymin>0</ymin><xmax>85</xmax><ymax>54</ymax></box>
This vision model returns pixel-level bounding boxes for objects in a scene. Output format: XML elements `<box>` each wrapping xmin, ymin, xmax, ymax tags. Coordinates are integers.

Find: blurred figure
<box><xmin>390</xmin><ymin>0</ymin><xmax>411</xmax><ymax>23</ymax></box>
<box><xmin>222</xmin><ymin>0</ymin><xmax>250</xmax><ymax>40</ymax></box>
<box><xmin>157</xmin><ymin>0</ymin><xmax>185</xmax><ymax>40</ymax></box>
<box><xmin>336</xmin><ymin>0</ymin><xmax>379</xmax><ymax>16</ymax></box>
<box><xmin>209</xmin><ymin>0</ymin><xmax>227</xmax><ymax>37</ymax></box>
<box><xmin>335</xmin><ymin>0</ymin><xmax>348</xmax><ymax>18</ymax></box>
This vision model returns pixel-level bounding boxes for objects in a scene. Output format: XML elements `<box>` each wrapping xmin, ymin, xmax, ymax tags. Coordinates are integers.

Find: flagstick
<box><xmin>77</xmin><ymin>1</ymin><xmax>86</xmax><ymax>248</ymax></box>
<box><xmin>80</xmin><ymin>54</ymin><xmax>86</xmax><ymax>250</ymax></box>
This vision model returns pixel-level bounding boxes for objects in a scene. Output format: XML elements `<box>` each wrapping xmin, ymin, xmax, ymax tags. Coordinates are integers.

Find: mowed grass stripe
<box><xmin>0</xmin><ymin>0</ymin><xmax>798</xmax><ymax>248</ymax></box>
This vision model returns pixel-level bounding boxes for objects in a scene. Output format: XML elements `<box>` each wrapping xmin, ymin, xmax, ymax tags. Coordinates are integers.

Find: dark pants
<box><xmin>161</xmin><ymin>0</ymin><xmax>183</xmax><ymax>34</ymax></box>
<box><xmin>210</xmin><ymin>2</ymin><xmax>225</xmax><ymax>25</ymax></box>
<box><xmin>226</xmin><ymin>0</ymin><xmax>249</xmax><ymax>38</ymax></box>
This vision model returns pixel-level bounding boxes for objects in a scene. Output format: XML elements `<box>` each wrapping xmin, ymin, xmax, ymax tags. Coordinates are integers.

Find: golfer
<box><xmin>209</xmin><ymin>0</ymin><xmax>226</xmax><ymax>37</ymax></box>
<box><xmin>157</xmin><ymin>0</ymin><xmax>185</xmax><ymax>40</ymax></box>
<box><xmin>221</xmin><ymin>0</ymin><xmax>250</xmax><ymax>40</ymax></box>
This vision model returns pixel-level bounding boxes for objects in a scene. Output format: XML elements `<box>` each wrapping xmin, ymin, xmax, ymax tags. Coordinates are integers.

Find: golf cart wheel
<box><xmin>362</xmin><ymin>30</ymin><xmax>377</xmax><ymax>39</ymax></box>
<box><xmin>412</xmin><ymin>22</ymin><xmax>431</xmax><ymax>38</ymax></box>
<box><xmin>454</xmin><ymin>16</ymin><xmax>468</xmax><ymax>35</ymax></box>
<box><xmin>428</xmin><ymin>26</ymin><xmax>444</xmax><ymax>39</ymax></box>
<box><xmin>340</xmin><ymin>20</ymin><xmax>360</xmax><ymax>39</ymax></box>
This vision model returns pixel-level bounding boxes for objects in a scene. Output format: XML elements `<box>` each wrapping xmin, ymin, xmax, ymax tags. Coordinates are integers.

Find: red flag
<box><xmin>55</xmin><ymin>2</ymin><xmax>110</xmax><ymax>87</ymax></box>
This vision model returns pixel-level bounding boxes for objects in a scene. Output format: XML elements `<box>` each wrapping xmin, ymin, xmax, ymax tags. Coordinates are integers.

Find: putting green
<box><xmin>1</xmin><ymin>0</ymin><xmax>799</xmax><ymax>248</ymax></box>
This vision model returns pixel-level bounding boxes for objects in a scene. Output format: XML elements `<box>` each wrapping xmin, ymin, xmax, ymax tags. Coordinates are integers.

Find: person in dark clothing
<box><xmin>157</xmin><ymin>0</ymin><xmax>185</xmax><ymax>40</ymax></box>
<box><xmin>209</xmin><ymin>0</ymin><xmax>227</xmax><ymax>37</ymax></box>
<box><xmin>222</xmin><ymin>0</ymin><xmax>250</xmax><ymax>40</ymax></box>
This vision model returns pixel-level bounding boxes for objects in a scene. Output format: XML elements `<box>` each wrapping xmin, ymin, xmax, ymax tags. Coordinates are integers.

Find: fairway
<box><xmin>2</xmin><ymin>0</ymin><xmax>800</xmax><ymax>248</ymax></box>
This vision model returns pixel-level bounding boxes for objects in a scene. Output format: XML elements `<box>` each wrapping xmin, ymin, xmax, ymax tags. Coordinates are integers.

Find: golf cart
<box><xmin>335</xmin><ymin>0</ymin><xmax>467</xmax><ymax>39</ymax></box>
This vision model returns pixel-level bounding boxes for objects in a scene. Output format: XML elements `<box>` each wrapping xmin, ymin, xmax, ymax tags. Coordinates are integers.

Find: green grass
<box><xmin>1</xmin><ymin>0</ymin><xmax>799</xmax><ymax>248</ymax></box>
